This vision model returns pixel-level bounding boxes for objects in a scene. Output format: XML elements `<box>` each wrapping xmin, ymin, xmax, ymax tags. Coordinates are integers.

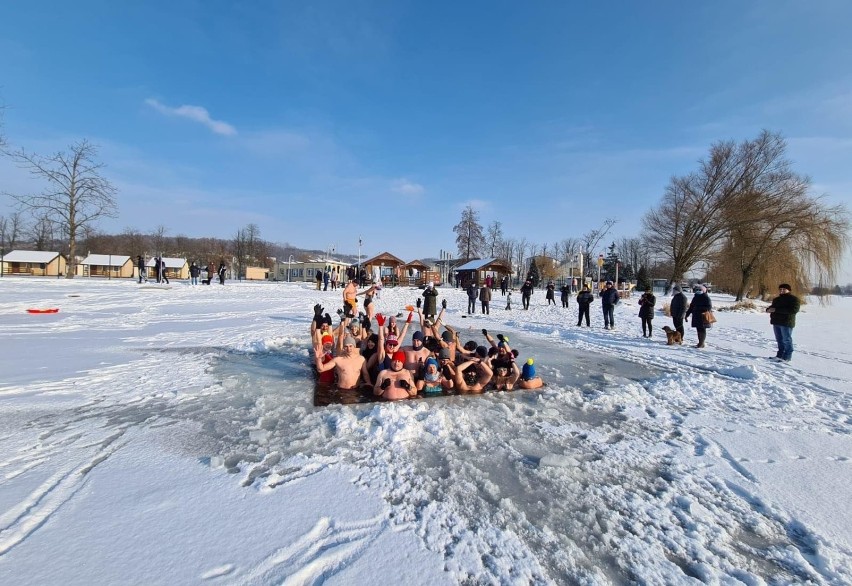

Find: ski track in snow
<box><xmin>1</xmin><ymin>280</ymin><xmax>850</xmax><ymax>583</ymax></box>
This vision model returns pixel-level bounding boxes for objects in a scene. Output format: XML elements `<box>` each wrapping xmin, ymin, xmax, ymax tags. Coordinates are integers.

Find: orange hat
<box><xmin>321</xmin><ymin>335</ymin><xmax>333</xmax><ymax>345</ymax></box>
<box><xmin>392</xmin><ymin>350</ymin><xmax>406</xmax><ymax>363</ymax></box>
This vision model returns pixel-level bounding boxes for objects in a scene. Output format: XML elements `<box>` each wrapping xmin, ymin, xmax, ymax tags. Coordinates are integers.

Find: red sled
<box><xmin>26</xmin><ymin>308</ymin><xmax>60</xmax><ymax>314</ymax></box>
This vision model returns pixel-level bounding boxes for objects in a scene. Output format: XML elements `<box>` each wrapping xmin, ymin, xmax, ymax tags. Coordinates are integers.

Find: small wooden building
<box><xmin>147</xmin><ymin>257</ymin><xmax>189</xmax><ymax>280</ymax></box>
<box><xmin>362</xmin><ymin>252</ymin><xmax>407</xmax><ymax>286</ymax></box>
<box><xmin>452</xmin><ymin>258</ymin><xmax>512</xmax><ymax>288</ymax></box>
<box><xmin>245</xmin><ymin>266</ymin><xmax>270</xmax><ymax>281</ymax></box>
<box><xmin>79</xmin><ymin>254</ymin><xmax>134</xmax><ymax>278</ymax></box>
<box><xmin>270</xmin><ymin>258</ymin><xmax>349</xmax><ymax>283</ymax></box>
<box><xmin>1</xmin><ymin>250</ymin><xmax>67</xmax><ymax>277</ymax></box>
<box><xmin>401</xmin><ymin>259</ymin><xmax>435</xmax><ymax>287</ymax></box>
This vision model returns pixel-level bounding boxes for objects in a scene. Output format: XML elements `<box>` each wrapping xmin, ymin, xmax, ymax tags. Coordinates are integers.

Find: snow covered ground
<box><xmin>0</xmin><ymin>277</ymin><xmax>850</xmax><ymax>585</ymax></box>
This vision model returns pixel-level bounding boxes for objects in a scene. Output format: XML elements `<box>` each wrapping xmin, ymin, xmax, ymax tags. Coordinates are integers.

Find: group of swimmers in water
<box><xmin>311</xmin><ymin>286</ymin><xmax>544</xmax><ymax>401</ymax></box>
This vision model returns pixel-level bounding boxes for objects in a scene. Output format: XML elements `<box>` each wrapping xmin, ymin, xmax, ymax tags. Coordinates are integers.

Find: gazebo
<box><xmin>362</xmin><ymin>252</ymin><xmax>406</xmax><ymax>286</ymax></box>
<box><xmin>402</xmin><ymin>259</ymin><xmax>435</xmax><ymax>287</ymax></box>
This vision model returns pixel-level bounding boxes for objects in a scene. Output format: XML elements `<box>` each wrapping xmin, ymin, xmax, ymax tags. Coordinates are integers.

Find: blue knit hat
<box><xmin>521</xmin><ymin>358</ymin><xmax>536</xmax><ymax>380</ymax></box>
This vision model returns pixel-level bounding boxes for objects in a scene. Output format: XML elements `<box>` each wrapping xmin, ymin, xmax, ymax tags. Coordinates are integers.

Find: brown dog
<box><xmin>662</xmin><ymin>326</ymin><xmax>683</xmax><ymax>346</ymax></box>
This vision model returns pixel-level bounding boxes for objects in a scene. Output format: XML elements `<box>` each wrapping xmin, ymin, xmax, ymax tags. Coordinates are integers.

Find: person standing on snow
<box><xmin>599</xmin><ymin>280</ymin><xmax>619</xmax><ymax>329</ymax></box>
<box><xmin>765</xmin><ymin>283</ymin><xmax>801</xmax><ymax>362</ymax></box>
<box><xmin>669</xmin><ymin>285</ymin><xmax>688</xmax><ymax>339</ymax></box>
<box><xmin>422</xmin><ymin>282</ymin><xmax>439</xmax><ymax>320</ymax></box>
<box><xmin>466</xmin><ymin>282</ymin><xmax>478</xmax><ymax>314</ymax></box>
<box><xmin>684</xmin><ymin>284</ymin><xmax>712</xmax><ymax>348</ymax></box>
<box><xmin>576</xmin><ymin>285</ymin><xmax>593</xmax><ymax>326</ymax></box>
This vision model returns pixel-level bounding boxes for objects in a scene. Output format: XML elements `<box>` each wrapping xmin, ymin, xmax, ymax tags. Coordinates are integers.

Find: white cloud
<box><xmin>391</xmin><ymin>179</ymin><xmax>424</xmax><ymax>196</ymax></box>
<box><xmin>145</xmin><ymin>98</ymin><xmax>237</xmax><ymax>136</ymax></box>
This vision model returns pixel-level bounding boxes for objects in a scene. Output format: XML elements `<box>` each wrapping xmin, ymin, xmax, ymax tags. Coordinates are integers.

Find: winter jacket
<box><xmin>638</xmin><ymin>293</ymin><xmax>656</xmax><ymax>318</ymax></box>
<box><xmin>422</xmin><ymin>287</ymin><xmax>439</xmax><ymax>316</ymax></box>
<box><xmin>545</xmin><ymin>284</ymin><xmax>555</xmax><ymax>300</ymax></box>
<box><xmin>560</xmin><ymin>286</ymin><xmax>570</xmax><ymax>301</ymax></box>
<box><xmin>768</xmin><ymin>293</ymin><xmax>801</xmax><ymax>328</ymax></box>
<box><xmin>479</xmin><ymin>286</ymin><xmax>491</xmax><ymax>303</ymax></box>
<box><xmin>467</xmin><ymin>285</ymin><xmax>478</xmax><ymax>300</ymax></box>
<box><xmin>599</xmin><ymin>287</ymin><xmax>620</xmax><ymax>307</ymax></box>
<box><xmin>520</xmin><ymin>282</ymin><xmax>534</xmax><ymax>298</ymax></box>
<box><xmin>576</xmin><ymin>290</ymin><xmax>594</xmax><ymax>306</ymax></box>
<box><xmin>685</xmin><ymin>293</ymin><xmax>713</xmax><ymax>328</ymax></box>
<box><xmin>670</xmin><ymin>291</ymin><xmax>688</xmax><ymax>319</ymax></box>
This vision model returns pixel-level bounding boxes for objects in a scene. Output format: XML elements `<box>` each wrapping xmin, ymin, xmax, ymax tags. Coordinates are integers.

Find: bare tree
<box><xmin>513</xmin><ymin>237</ymin><xmax>530</xmax><ymax>284</ymax></box>
<box><xmin>0</xmin><ymin>211</ymin><xmax>26</xmax><ymax>250</ymax></box>
<box><xmin>30</xmin><ymin>213</ymin><xmax>56</xmax><ymax>250</ymax></box>
<box><xmin>485</xmin><ymin>221</ymin><xmax>503</xmax><ymax>258</ymax></box>
<box><xmin>7</xmin><ymin>140</ymin><xmax>117</xmax><ymax>277</ymax></box>
<box><xmin>152</xmin><ymin>225</ymin><xmax>169</xmax><ymax>256</ymax></box>
<box><xmin>453</xmin><ymin>205</ymin><xmax>485</xmax><ymax>259</ymax></box>
<box><xmin>580</xmin><ymin>219</ymin><xmax>617</xmax><ymax>279</ymax></box>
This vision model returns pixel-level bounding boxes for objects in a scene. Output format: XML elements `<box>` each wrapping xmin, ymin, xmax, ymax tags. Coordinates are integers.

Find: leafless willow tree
<box><xmin>6</xmin><ymin>140</ymin><xmax>118</xmax><ymax>277</ymax></box>
<box><xmin>644</xmin><ymin>130</ymin><xmax>850</xmax><ymax>297</ymax></box>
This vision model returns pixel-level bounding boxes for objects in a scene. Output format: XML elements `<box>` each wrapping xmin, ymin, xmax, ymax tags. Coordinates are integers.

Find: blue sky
<box><xmin>2</xmin><ymin>1</ymin><xmax>851</xmax><ymax>277</ymax></box>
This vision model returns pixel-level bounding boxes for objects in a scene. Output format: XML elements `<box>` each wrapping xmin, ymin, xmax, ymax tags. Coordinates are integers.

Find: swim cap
<box><xmin>439</xmin><ymin>348</ymin><xmax>452</xmax><ymax>360</ymax></box>
<box><xmin>441</xmin><ymin>331</ymin><xmax>453</xmax><ymax>342</ymax></box>
<box><xmin>425</xmin><ymin>357</ymin><xmax>439</xmax><ymax>368</ymax></box>
<box><xmin>392</xmin><ymin>351</ymin><xmax>406</xmax><ymax>363</ymax></box>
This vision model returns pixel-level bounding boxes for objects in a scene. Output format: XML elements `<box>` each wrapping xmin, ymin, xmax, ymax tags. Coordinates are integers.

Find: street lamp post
<box><xmin>287</xmin><ymin>255</ymin><xmax>293</xmax><ymax>282</ymax></box>
<box><xmin>615</xmin><ymin>259</ymin><xmax>620</xmax><ymax>288</ymax></box>
<box><xmin>597</xmin><ymin>254</ymin><xmax>604</xmax><ymax>289</ymax></box>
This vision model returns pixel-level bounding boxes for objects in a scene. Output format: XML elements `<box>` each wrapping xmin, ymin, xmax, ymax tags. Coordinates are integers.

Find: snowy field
<box><xmin>0</xmin><ymin>276</ymin><xmax>850</xmax><ymax>585</ymax></box>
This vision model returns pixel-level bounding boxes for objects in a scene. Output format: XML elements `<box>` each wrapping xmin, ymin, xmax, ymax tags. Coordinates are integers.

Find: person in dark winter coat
<box><xmin>545</xmin><ymin>281</ymin><xmax>556</xmax><ymax>305</ymax></box>
<box><xmin>520</xmin><ymin>279</ymin><xmax>534</xmax><ymax>310</ymax></box>
<box><xmin>765</xmin><ymin>283</ymin><xmax>801</xmax><ymax>362</ymax></box>
<box><xmin>315</xmin><ymin>269</ymin><xmax>323</xmax><ymax>290</ymax></box>
<box><xmin>576</xmin><ymin>285</ymin><xmax>593</xmax><ymax>326</ymax></box>
<box><xmin>500</xmin><ymin>276</ymin><xmax>508</xmax><ymax>296</ymax></box>
<box><xmin>466</xmin><ymin>283</ymin><xmax>478</xmax><ymax>314</ymax></box>
<box><xmin>560</xmin><ymin>284</ymin><xmax>570</xmax><ymax>308</ymax></box>
<box><xmin>218</xmin><ymin>261</ymin><xmax>227</xmax><ymax>285</ymax></box>
<box><xmin>599</xmin><ymin>281</ymin><xmax>620</xmax><ymax>329</ymax></box>
<box><xmin>137</xmin><ymin>255</ymin><xmax>146</xmax><ymax>283</ymax></box>
<box><xmin>422</xmin><ymin>283</ymin><xmax>439</xmax><ymax>319</ymax></box>
<box><xmin>479</xmin><ymin>284</ymin><xmax>491</xmax><ymax>315</ymax></box>
<box><xmin>669</xmin><ymin>285</ymin><xmax>688</xmax><ymax>338</ymax></box>
<box><xmin>637</xmin><ymin>287</ymin><xmax>656</xmax><ymax>338</ymax></box>
<box><xmin>684</xmin><ymin>285</ymin><xmax>712</xmax><ymax>348</ymax></box>
<box><xmin>189</xmin><ymin>261</ymin><xmax>200</xmax><ymax>285</ymax></box>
